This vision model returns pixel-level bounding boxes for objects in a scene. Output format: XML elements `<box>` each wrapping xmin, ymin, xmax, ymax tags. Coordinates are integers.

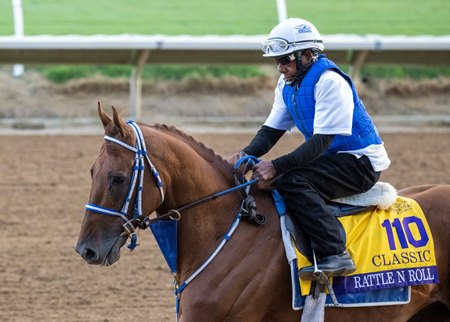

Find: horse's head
<box><xmin>75</xmin><ymin>103</ymin><xmax>164</xmax><ymax>266</ymax></box>
<box><xmin>76</xmin><ymin>104</ymin><xmax>240</xmax><ymax>268</ymax></box>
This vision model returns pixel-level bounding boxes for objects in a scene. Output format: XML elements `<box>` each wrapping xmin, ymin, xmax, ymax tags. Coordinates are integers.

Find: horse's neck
<box><xmin>171</xmin><ymin>163</ymin><xmax>241</xmax><ymax>280</ymax></box>
<box><xmin>177</xmin><ymin>192</ymin><xmax>242</xmax><ymax>278</ymax></box>
<box><xmin>149</xmin><ymin>128</ymin><xmax>242</xmax><ymax>280</ymax></box>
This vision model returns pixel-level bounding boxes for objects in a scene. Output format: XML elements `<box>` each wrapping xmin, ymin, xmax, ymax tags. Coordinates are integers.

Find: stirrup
<box><xmin>309</xmin><ymin>251</ymin><xmax>342</xmax><ymax>306</ymax></box>
<box><xmin>312</xmin><ymin>250</ymin><xmax>328</xmax><ymax>284</ymax></box>
<box><xmin>313</xmin><ymin>270</ymin><xmax>329</xmax><ymax>285</ymax></box>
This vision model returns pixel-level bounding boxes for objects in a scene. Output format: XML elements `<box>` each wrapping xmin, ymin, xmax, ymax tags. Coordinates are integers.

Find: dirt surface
<box><xmin>0</xmin><ymin>130</ymin><xmax>449</xmax><ymax>322</ymax></box>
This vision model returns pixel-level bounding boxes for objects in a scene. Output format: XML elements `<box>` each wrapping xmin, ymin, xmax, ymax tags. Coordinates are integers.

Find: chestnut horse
<box><xmin>76</xmin><ymin>107</ymin><xmax>450</xmax><ymax>321</ymax></box>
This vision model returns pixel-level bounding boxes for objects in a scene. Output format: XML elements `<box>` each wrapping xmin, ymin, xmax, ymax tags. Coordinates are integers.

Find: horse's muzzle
<box><xmin>75</xmin><ymin>235</ymin><xmax>124</xmax><ymax>266</ymax></box>
<box><xmin>76</xmin><ymin>244</ymin><xmax>102</xmax><ymax>264</ymax></box>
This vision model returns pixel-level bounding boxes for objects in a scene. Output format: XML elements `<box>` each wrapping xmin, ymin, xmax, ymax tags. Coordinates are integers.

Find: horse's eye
<box><xmin>111</xmin><ymin>175</ymin><xmax>126</xmax><ymax>186</ymax></box>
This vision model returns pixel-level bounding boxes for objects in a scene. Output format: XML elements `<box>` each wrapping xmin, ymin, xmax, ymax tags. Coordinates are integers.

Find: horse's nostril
<box><xmin>82</xmin><ymin>248</ymin><xmax>99</xmax><ymax>262</ymax></box>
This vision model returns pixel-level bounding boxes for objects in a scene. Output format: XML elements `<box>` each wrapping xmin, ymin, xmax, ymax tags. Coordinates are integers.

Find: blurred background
<box><xmin>0</xmin><ymin>0</ymin><xmax>449</xmax><ymax>131</ymax></box>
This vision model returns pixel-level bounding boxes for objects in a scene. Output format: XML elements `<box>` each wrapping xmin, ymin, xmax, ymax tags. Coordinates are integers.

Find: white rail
<box><xmin>11</xmin><ymin>0</ymin><xmax>24</xmax><ymax>77</ymax></box>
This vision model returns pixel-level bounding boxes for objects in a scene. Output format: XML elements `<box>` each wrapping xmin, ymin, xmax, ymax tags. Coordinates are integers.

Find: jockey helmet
<box><xmin>261</xmin><ymin>18</ymin><xmax>324</xmax><ymax>57</ymax></box>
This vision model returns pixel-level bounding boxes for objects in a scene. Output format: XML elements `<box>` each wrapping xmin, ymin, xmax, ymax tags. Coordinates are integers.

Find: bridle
<box><xmin>85</xmin><ymin>121</ymin><xmax>165</xmax><ymax>250</ymax></box>
<box><xmin>85</xmin><ymin>120</ymin><xmax>259</xmax><ymax>251</ymax></box>
<box><xmin>84</xmin><ymin>120</ymin><xmax>263</xmax><ymax>320</ymax></box>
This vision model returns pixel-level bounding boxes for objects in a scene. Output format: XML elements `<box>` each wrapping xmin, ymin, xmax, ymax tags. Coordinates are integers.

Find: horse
<box><xmin>75</xmin><ymin>106</ymin><xmax>450</xmax><ymax>322</ymax></box>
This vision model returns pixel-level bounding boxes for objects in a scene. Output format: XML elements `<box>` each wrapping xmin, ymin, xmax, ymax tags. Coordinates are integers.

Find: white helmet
<box><xmin>261</xmin><ymin>18</ymin><xmax>324</xmax><ymax>57</ymax></box>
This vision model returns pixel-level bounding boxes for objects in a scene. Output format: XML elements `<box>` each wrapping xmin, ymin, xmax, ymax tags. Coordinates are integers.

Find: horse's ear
<box><xmin>111</xmin><ymin>106</ymin><xmax>129</xmax><ymax>138</ymax></box>
<box><xmin>98</xmin><ymin>101</ymin><xmax>112</xmax><ymax>129</ymax></box>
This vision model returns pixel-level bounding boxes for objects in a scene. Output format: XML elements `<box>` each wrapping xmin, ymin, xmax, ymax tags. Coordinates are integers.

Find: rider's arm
<box><xmin>242</xmin><ymin>125</ymin><xmax>286</xmax><ymax>158</ymax></box>
<box><xmin>271</xmin><ymin>134</ymin><xmax>335</xmax><ymax>174</ymax></box>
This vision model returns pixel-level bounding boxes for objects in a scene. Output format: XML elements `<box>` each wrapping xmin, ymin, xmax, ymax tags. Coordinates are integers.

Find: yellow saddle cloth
<box><xmin>297</xmin><ymin>196</ymin><xmax>439</xmax><ymax>296</ymax></box>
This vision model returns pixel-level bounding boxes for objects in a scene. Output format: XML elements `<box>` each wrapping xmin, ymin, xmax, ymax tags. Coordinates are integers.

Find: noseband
<box><xmin>85</xmin><ymin>121</ymin><xmax>165</xmax><ymax>250</ymax></box>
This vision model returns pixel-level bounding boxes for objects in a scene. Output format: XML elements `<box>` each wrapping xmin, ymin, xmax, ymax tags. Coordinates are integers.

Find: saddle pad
<box><xmin>297</xmin><ymin>196</ymin><xmax>439</xmax><ymax>298</ymax></box>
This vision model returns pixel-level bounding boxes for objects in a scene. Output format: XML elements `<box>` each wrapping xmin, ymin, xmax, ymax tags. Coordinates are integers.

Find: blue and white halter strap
<box><xmin>85</xmin><ymin>121</ymin><xmax>164</xmax><ymax>250</ymax></box>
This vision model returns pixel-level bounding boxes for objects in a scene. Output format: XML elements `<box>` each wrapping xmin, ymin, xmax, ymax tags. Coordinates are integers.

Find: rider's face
<box><xmin>277</xmin><ymin>58</ymin><xmax>297</xmax><ymax>82</ymax></box>
<box><xmin>276</xmin><ymin>51</ymin><xmax>313</xmax><ymax>82</ymax></box>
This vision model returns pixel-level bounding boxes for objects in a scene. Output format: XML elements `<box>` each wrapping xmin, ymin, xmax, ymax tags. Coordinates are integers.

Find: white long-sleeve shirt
<box><xmin>264</xmin><ymin>71</ymin><xmax>390</xmax><ymax>172</ymax></box>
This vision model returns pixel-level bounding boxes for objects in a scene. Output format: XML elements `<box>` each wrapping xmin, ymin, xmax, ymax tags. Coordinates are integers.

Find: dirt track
<box><xmin>0</xmin><ymin>130</ymin><xmax>449</xmax><ymax>322</ymax></box>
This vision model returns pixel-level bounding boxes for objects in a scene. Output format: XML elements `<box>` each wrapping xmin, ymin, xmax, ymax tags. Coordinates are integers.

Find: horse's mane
<box><xmin>141</xmin><ymin>123</ymin><xmax>233</xmax><ymax>172</ymax></box>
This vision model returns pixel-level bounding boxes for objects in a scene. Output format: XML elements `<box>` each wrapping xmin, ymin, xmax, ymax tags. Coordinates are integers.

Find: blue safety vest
<box><xmin>282</xmin><ymin>55</ymin><xmax>382</xmax><ymax>154</ymax></box>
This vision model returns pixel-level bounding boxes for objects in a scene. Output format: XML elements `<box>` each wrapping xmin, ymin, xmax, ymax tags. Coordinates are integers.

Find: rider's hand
<box><xmin>251</xmin><ymin>160</ymin><xmax>276</xmax><ymax>190</ymax></box>
<box><xmin>227</xmin><ymin>151</ymin><xmax>248</xmax><ymax>166</ymax></box>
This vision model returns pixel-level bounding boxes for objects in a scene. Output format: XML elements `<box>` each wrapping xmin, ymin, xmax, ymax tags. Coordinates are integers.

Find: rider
<box><xmin>228</xmin><ymin>18</ymin><xmax>390</xmax><ymax>278</ymax></box>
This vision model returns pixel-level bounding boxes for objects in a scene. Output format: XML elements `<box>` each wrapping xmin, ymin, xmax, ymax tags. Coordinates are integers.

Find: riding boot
<box><xmin>298</xmin><ymin>251</ymin><xmax>356</xmax><ymax>280</ymax></box>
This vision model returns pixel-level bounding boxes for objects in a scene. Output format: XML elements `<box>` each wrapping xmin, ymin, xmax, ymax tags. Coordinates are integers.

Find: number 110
<box><xmin>381</xmin><ymin>216</ymin><xmax>429</xmax><ymax>251</ymax></box>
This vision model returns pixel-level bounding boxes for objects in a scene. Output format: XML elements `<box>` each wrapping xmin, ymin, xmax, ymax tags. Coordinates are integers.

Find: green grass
<box><xmin>33</xmin><ymin>64</ymin><xmax>450</xmax><ymax>84</ymax></box>
<box><xmin>290</xmin><ymin>0</ymin><xmax>450</xmax><ymax>35</ymax></box>
<box><xmin>35</xmin><ymin>65</ymin><xmax>266</xmax><ymax>83</ymax></box>
<box><xmin>0</xmin><ymin>0</ymin><xmax>278</xmax><ymax>35</ymax></box>
<box><xmin>1</xmin><ymin>0</ymin><xmax>448</xmax><ymax>36</ymax></box>
<box><xmin>361</xmin><ymin>65</ymin><xmax>450</xmax><ymax>79</ymax></box>
<box><xmin>339</xmin><ymin>64</ymin><xmax>450</xmax><ymax>80</ymax></box>
<box><xmin>1</xmin><ymin>0</ymin><xmax>449</xmax><ymax>81</ymax></box>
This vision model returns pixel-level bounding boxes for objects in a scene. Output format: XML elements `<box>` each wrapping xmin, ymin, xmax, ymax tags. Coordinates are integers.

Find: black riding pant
<box><xmin>275</xmin><ymin>153</ymin><xmax>380</xmax><ymax>258</ymax></box>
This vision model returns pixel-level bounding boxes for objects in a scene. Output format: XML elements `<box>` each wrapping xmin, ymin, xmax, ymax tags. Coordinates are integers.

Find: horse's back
<box><xmin>399</xmin><ymin>184</ymin><xmax>450</xmax><ymax>234</ymax></box>
<box><xmin>399</xmin><ymin>184</ymin><xmax>449</xmax><ymax>198</ymax></box>
<box><xmin>400</xmin><ymin>184</ymin><xmax>450</xmax><ymax>315</ymax></box>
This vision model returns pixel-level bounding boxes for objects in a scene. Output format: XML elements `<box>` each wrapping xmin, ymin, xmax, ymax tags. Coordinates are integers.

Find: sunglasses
<box><xmin>274</xmin><ymin>54</ymin><xmax>296</xmax><ymax>66</ymax></box>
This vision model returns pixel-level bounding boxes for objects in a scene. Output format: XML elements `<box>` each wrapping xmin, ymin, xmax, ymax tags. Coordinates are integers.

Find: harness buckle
<box><xmin>122</xmin><ymin>220</ymin><xmax>137</xmax><ymax>235</ymax></box>
<box><xmin>168</xmin><ymin>209</ymin><xmax>182</xmax><ymax>221</ymax></box>
<box><xmin>240</xmin><ymin>195</ymin><xmax>266</xmax><ymax>225</ymax></box>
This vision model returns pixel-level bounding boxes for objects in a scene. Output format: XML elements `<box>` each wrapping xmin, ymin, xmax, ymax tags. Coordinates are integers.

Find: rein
<box><xmin>141</xmin><ymin>178</ymin><xmax>258</xmax><ymax>226</ymax></box>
